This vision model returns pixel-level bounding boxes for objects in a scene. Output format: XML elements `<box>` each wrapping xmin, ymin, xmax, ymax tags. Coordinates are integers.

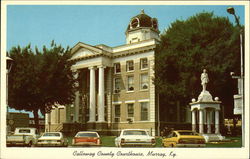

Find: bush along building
<box><xmin>45</xmin><ymin>10</ymin><xmax>191</xmax><ymax>136</ymax></box>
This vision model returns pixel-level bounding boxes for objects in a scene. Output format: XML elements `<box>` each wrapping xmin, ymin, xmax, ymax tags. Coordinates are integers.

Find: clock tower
<box><xmin>125</xmin><ymin>9</ymin><xmax>160</xmax><ymax>44</ymax></box>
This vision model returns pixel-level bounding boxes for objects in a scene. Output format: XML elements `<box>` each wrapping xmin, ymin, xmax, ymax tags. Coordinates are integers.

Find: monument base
<box><xmin>198</xmin><ymin>90</ymin><xmax>213</xmax><ymax>102</ymax></box>
<box><xmin>202</xmin><ymin>133</ymin><xmax>225</xmax><ymax>143</ymax></box>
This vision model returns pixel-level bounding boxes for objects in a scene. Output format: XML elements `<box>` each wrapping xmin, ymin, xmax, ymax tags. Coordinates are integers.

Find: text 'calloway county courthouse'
<box><xmin>45</xmin><ymin>10</ymin><xmax>191</xmax><ymax>136</ymax></box>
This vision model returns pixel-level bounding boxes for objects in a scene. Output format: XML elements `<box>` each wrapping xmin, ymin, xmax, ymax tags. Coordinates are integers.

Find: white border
<box><xmin>1</xmin><ymin>1</ymin><xmax>249</xmax><ymax>159</ymax></box>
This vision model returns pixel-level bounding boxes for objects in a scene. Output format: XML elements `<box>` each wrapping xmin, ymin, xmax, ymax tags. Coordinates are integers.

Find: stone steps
<box><xmin>202</xmin><ymin>134</ymin><xmax>225</xmax><ymax>143</ymax></box>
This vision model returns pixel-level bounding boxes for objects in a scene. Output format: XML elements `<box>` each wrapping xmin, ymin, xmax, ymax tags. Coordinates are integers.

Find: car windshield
<box><xmin>19</xmin><ymin>129</ymin><xmax>30</xmax><ymax>133</ymax></box>
<box><xmin>76</xmin><ymin>133</ymin><xmax>98</xmax><ymax>137</ymax></box>
<box><xmin>123</xmin><ymin>130</ymin><xmax>147</xmax><ymax>135</ymax></box>
<box><xmin>178</xmin><ymin>132</ymin><xmax>199</xmax><ymax>136</ymax></box>
<box><xmin>43</xmin><ymin>133</ymin><xmax>60</xmax><ymax>137</ymax></box>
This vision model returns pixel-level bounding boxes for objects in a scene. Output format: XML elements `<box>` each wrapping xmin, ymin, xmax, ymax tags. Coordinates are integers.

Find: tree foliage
<box><xmin>155</xmin><ymin>12</ymin><xmax>242</xmax><ymax>118</ymax></box>
<box><xmin>8</xmin><ymin>41</ymin><xmax>77</xmax><ymax>129</ymax></box>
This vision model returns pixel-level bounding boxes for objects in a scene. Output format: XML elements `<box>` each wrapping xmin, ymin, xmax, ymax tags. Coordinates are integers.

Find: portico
<box><xmin>87</xmin><ymin>65</ymin><xmax>106</xmax><ymax>123</ymax></box>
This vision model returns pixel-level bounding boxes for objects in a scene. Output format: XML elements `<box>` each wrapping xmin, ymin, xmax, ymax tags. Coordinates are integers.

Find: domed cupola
<box><xmin>125</xmin><ymin>10</ymin><xmax>160</xmax><ymax>44</ymax></box>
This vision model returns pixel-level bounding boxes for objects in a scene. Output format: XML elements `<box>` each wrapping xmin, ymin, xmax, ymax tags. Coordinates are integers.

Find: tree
<box><xmin>155</xmin><ymin>12</ymin><xmax>242</xmax><ymax>120</ymax></box>
<box><xmin>8</xmin><ymin>42</ymin><xmax>77</xmax><ymax>130</ymax></box>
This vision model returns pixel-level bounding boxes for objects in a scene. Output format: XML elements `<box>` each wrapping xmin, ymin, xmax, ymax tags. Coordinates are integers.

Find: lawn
<box><xmin>206</xmin><ymin>136</ymin><xmax>242</xmax><ymax>148</ymax></box>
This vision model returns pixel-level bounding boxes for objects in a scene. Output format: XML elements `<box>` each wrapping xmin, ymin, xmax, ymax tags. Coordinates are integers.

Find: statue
<box><xmin>201</xmin><ymin>69</ymin><xmax>209</xmax><ymax>92</ymax></box>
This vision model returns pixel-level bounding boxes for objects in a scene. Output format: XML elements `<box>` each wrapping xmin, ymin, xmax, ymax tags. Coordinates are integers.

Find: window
<box><xmin>114</xmin><ymin>105</ymin><xmax>121</xmax><ymax>122</ymax></box>
<box><xmin>173</xmin><ymin>132</ymin><xmax>178</xmax><ymax>137</ymax></box>
<box><xmin>114</xmin><ymin>63</ymin><xmax>121</xmax><ymax>74</ymax></box>
<box><xmin>70</xmin><ymin>114</ymin><xmax>74</xmax><ymax>121</ymax></box>
<box><xmin>141</xmin><ymin>102</ymin><xmax>149</xmax><ymax>121</ymax></box>
<box><xmin>114</xmin><ymin>78</ymin><xmax>121</xmax><ymax>93</ymax></box>
<box><xmin>127</xmin><ymin>103</ymin><xmax>134</xmax><ymax>117</ymax></box>
<box><xmin>76</xmin><ymin>132</ymin><xmax>98</xmax><ymax>137</ymax></box>
<box><xmin>126</xmin><ymin>61</ymin><xmax>134</xmax><ymax>71</ymax></box>
<box><xmin>140</xmin><ymin>73</ymin><xmax>149</xmax><ymax>90</ymax></box>
<box><xmin>43</xmin><ymin>133</ymin><xmax>60</xmax><ymax>137</ymax></box>
<box><xmin>123</xmin><ymin>130</ymin><xmax>147</xmax><ymax>135</ymax></box>
<box><xmin>140</xmin><ymin>58</ymin><xmax>148</xmax><ymax>69</ymax></box>
<box><xmin>19</xmin><ymin>129</ymin><xmax>31</xmax><ymax>133</ymax></box>
<box><xmin>127</xmin><ymin>76</ymin><xmax>134</xmax><ymax>91</ymax></box>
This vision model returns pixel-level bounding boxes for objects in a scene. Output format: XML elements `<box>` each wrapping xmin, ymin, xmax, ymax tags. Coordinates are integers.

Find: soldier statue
<box><xmin>201</xmin><ymin>69</ymin><xmax>209</xmax><ymax>92</ymax></box>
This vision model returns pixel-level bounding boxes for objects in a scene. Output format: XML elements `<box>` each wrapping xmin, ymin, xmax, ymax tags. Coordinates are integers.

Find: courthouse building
<box><xmin>45</xmin><ymin>10</ymin><xmax>161</xmax><ymax>136</ymax></box>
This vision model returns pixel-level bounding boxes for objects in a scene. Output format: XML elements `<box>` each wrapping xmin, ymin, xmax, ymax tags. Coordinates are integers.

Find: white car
<box><xmin>115</xmin><ymin>129</ymin><xmax>156</xmax><ymax>147</ymax></box>
<box><xmin>6</xmin><ymin>127</ymin><xmax>39</xmax><ymax>147</ymax></box>
<box><xmin>36</xmin><ymin>132</ymin><xmax>67</xmax><ymax>147</ymax></box>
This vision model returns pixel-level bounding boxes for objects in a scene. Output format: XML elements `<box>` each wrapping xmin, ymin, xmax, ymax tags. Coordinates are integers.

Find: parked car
<box><xmin>72</xmin><ymin>131</ymin><xmax>101</xmax><ymax>146</ymax></box>
<box><xmin>36</xmin><ymin>132</ymin><xmax>68</xmax><ymax>147</ymax></box>
<box><xmin>162</xmin><ymin>130</ymin><xmax>206</xmax><ymax>147</ymax></box>
<box><xmin>6</xmin><ymin>127</ymin><xmax>39</xmax><ymax>147</ymax></box>
<box><xmin>115</xmin><ymin>129</ymin><xmax>156</xmax><ymax>147</ymax></box>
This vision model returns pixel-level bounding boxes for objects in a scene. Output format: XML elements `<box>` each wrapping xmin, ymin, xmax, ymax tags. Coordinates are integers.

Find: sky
<box><xmin>5</xmin><ymin>4</ymin><xmax>245</xmax><ymax>117</ymax></box>
<box><xmin>7</xmin><ymin>5</ymin><xmax>245</xmax><ymax>51</ymax></box>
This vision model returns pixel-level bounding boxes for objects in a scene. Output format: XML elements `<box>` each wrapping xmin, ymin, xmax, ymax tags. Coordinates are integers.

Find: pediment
<box><xmin>71</xmin><ymin>42</ymin><xmax>103</xmax><ymax>60</ymax></box>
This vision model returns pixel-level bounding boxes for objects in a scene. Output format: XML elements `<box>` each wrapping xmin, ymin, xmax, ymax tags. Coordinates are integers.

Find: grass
<box><xmin>206</xmin><ymin>136</ymin><xmax>242</xmax><ymax>148</ymax></box>
<box><xmin>66</xmin><ymin>136</ymin><xmax>242</xmax><ymax>148</ymax></box>
<box><xmin>100</xmin><ymin>136</ymin><xmax>116</xmax><ymax>147</ymax></box>
<box><xmin>66</xmin><ymin>136</ymin><xmax>117</xmax><ymax>147</ymax></box>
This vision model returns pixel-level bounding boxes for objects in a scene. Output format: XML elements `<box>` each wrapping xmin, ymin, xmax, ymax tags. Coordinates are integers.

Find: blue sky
<box><xmin>7</xmin><ymin>5</ymin><xmax>245</xmax><ymax>51</ymax></box>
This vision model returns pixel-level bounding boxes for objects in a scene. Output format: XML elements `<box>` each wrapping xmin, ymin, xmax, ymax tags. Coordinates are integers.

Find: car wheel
<box><xmin>28</xmin><ymin>141</ymin><xmax>33</xmax><ymax>147</ymax></box>
<box><xmin>171</xmin><ymin>144</ymin><xmax>174</xmax><ymax>148</ymax></box>
<box><xmin>118</xmin><ymin>143</ymin><xmax>122</xmax><ymax>148</ymax></box>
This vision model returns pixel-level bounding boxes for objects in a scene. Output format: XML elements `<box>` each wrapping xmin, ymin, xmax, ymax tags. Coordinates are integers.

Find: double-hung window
<box><xmin>114</xmin><ymin>63</ymin><xmax>121</xmax><ymax>74</ymax></box>
<box><xmin>114</xmin><ymin>105</ymin><xmax>121</xmax><ymax>122</ymax></box>
<box><xmin>140</xmin><ymin>73</ymin><xmax>149</xmax><ymax>90</ymax></box>
<box><xmin>141</xmin><ymin>102</ymin><xmax>149</xmax><ymax>121</ymax></box>
<box><xmin>114</xmin><ymin>78</ymin><xmax>121</xmax><ymax>93</ymax></box>
<box><xmin>140</xmin><ymin>58</ymin><xmax>148</xmax><ymax>69</ymax></box>
<box><xmin>127</xmin><ymin>75</ymin><xmax>134</xmax><ymax>91</ymax></box>
<box><xmin>127</xmin><ymin>103</ymin><xmax>134</xmax><ymax>118</ymax></box>
<box><xmin>126</xmin><ymin>61</ymin><xmax>134</xmax><ymax>71</ymax></box>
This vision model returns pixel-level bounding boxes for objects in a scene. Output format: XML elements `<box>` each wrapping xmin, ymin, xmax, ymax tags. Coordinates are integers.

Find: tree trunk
<box><xmin>33</xmin><ymin>109</ymin><xmax>40</xmax><ymax>133</ymax></box>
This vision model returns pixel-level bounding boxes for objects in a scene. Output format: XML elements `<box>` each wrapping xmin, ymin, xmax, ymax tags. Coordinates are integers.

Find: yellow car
<box><xmin>162</xmin><ymin>130</ymin><xmax>205</xmax><ymax>147</ymax></box>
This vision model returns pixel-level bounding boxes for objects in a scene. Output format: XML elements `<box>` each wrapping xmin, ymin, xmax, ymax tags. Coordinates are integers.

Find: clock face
<box><xmin>131</xmin><ymin>18</ymin><xmax>139</xmax><ymax>28</ymax></box>
<box><xmin>152</xmin><ymin>20</ymin><xmax>158</xmax><ymax>29</ymax></box>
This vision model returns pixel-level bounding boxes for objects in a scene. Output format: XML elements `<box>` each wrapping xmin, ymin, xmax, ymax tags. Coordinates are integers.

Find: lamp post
<box><xmin>6</xmin><ymin>56</ymin><xmax>13</xmax><ymax>133</ymax></box>
<box><xmin>227</xmin><ymin>6</ymin><xmax>244</xmax><ymax>145</ymax></box>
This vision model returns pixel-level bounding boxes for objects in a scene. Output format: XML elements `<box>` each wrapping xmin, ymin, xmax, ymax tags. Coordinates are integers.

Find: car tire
<box><xmin>28</xmin><ymin>141</ymin><xmax>33</xmax><ymax>147</ymax></box>
<box><xmin>171</xmin><ymin>144</ymin><xmax>174</xmax><ymax>148</ymax></box>
<box><xmin>118</xmin><ymin>143</ymin><xmax>121</xmax><ymax>148</ymax></box>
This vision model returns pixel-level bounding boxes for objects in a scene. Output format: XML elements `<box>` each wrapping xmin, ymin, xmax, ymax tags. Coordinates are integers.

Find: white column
<box><xmin>204</xmin><ymin>109</ymin><xmax>207</xmax><ymax>125</ymax></box>
<box><xmin>192</xmin><ymin>110</ymin><xmax>196</xmax><ymax>132</ymax></box>
<box><xmin>45</xmin><ymin>113</ymin><xmax>49</xmax><ymax>132</ymax></box>
<box><xmin>215</xmin><ymin>109</ymin><xmax>220</xmax><ymax>134</ymax></box>
<box><xmin>199</xmin><ymin>109</ymin><xmax>204</xmax><ymax>134</ymax></box>
<box><xmin>106</xmin><ymin>67</ymin><xmax>112</xmax><ymax>124</ymax></box>
<box><xmin>98</xmin><ymin>65</ymin><xmax>105</xmax><ymax>122</ymax></box>
<box><xmin>89</xmin><ymin>66</ymin><xmax>96</xmax><ymax>122</ymax></box>
<box><xmin>207</xmin><ymin>110</ymin><xmax>211</xmax><ymax>134</ymax></box>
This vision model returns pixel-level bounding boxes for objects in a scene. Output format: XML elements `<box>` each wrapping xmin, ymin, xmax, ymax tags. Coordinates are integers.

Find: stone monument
<box><xmin>190</xmin><ymin>69</ymin><xmax>225</xmax><ymax>142</ymax></box>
